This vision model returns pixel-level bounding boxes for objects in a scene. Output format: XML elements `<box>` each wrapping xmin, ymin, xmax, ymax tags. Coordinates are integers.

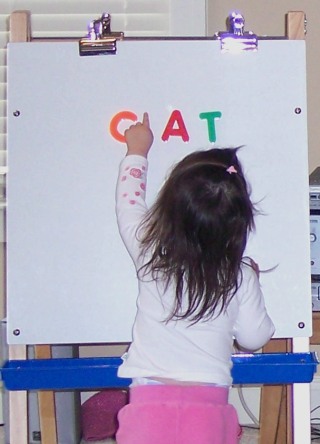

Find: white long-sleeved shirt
<box><xmin>116</xmin><ymin>154</ymin><xmax>275</xmax><ymax>386</ymax></box>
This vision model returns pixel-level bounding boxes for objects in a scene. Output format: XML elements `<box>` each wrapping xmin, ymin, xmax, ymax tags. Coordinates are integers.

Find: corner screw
<box><xmin>13</xmin><ymin>110</ymin><xmax>21</xmax><ymax>117</ymax></box>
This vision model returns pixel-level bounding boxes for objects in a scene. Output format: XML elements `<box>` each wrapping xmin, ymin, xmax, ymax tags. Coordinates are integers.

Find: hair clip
<box><xmin>226</xmin><ymin>165</ymin><xmax>237</xmax><ymax>175</ymax></box>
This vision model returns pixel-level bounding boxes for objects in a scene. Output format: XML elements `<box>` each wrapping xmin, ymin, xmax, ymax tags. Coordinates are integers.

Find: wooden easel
<box><xmin>8</xmin><ymin>345</ymin><xmax>57</xmax><ymax>444</ymax></box>
<box><xmin>258</xmin><ymin>13</ymin><xmax>306</xmax><ymax>444</ymax></box>
<box><xmin>6</xmin><ymin>12</ymin><xmax>31</xmax><ymax>441</ymax></box>
<box><xmin>6</xmin><ymin>10</ymin><xmax>308</xmax><ymax>444</ymax></box>
<box><xmin>9</xmin><ymin>17</ymin><xmax>57</xmax><ymax>444</ymax></box>
<box><xmin>8</xmin><ymin>11</ymin><xmax>58</xmax><ymax>442</ymax></box>
<box><xmin>260</xmin><ymin>339</ymin><xmax>293</xmax><ymax>443</ymax></box>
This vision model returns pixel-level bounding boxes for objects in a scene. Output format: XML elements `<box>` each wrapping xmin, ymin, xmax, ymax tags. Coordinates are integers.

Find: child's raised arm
<box><xmin>125</xmin><ymin>112</ymin><xmax>154</xmax><ymax>158</ymax></box>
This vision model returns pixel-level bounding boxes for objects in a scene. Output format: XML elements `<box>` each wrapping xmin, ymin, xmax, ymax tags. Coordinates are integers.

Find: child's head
<box><xmin>140</xmin><ymin>148</ymin><xmax>255</xmax><ymax>322</ymax></box>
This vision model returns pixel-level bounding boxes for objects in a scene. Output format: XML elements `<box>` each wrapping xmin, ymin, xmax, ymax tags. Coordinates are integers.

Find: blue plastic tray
<box><xmin>231</xmin><ymin>352</ymin><xmax>318</xmax><ymax>384</ymax></box>
<box><xmin>0</xmin><ymin>352</ymin><xmax>317</xmax><ymax>391</ymax></box>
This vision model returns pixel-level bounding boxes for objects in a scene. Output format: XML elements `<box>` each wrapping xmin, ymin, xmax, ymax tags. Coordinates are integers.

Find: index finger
<box><xmin>142</xmin><ymin>112</ymin><xmax>150</xmax><ymax>128</ymax></box>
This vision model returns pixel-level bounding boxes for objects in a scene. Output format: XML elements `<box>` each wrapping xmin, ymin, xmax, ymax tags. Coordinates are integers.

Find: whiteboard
<box><xmin>6</xmin><ymin>39</ymin><xmax>311</xmax><ymax>344</ymax></box>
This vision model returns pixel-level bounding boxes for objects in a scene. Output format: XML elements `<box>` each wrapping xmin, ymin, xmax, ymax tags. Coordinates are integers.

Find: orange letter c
<box><xmin>109</xmin><ymin>111</ymin><xmax>138</xmax><ymax>143</ymax></box>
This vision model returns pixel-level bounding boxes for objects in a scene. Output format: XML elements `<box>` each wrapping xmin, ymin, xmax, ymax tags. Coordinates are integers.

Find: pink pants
<box><xmin>116</xmin><ymin>385</ymin><xmax>241</xmax><ymax>444</ymax></box>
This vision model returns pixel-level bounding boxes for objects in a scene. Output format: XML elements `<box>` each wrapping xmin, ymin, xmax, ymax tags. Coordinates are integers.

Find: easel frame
<box><xmin>6</xmin><ymin>10</ymin><xmax>310</xmax><ymax>444</ymax></box>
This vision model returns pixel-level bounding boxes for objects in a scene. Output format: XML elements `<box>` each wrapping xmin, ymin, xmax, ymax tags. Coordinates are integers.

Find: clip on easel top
<box><xmin>79</xmin><ymin>12</ymin><xmax>124</xmax><ymax>56</ymax></box>
<box><xmin>214</xmin><ymin>11</ymin><xmax>258</xmax><ymax>52</ymax></box>
<box><xmin>213</xmin><ymin>10</ymin><xmax>306</xmax><ymax>52</ymax></box>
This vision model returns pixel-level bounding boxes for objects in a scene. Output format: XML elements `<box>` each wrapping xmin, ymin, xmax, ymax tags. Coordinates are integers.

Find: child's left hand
<box><xmin>125</xmin><ymin>112</ymin><xmax>154</xmax><ymax>158</ymax></box>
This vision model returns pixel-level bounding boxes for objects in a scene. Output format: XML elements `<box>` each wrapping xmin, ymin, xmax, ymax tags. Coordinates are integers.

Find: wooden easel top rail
<box><xmin>9</xmin><ymin>9</ymin><xmax>306</xmax><ymax>42</ymax></box>
<box><xmin>6</xmin><ymin>9</ymin><xmax>308</xmax><ymax>444</ymax></box>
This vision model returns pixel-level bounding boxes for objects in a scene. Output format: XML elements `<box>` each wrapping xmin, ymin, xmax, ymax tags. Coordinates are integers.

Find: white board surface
<box><xmin>6</xmin><ymin>39</ymin><xmax>311</xmax><ymax>344</ymax></box>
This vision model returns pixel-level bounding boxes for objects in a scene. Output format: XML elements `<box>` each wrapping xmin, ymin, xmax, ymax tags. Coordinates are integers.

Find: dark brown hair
<box><xmin>139</xmin><ymin>148</ymin><xmax>255</xmax><ymax>323</ymax></box>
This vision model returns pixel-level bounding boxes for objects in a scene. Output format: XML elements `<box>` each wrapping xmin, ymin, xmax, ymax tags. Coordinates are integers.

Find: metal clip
<box><xmin>214</xmin><ymin>12</ymin><xmax>257</xmax><ymax>52</ymax></box>
<box><xmin>79</xmin><ymin>13</ymin><xmax>124</xmax><ymax>56</ymax></box>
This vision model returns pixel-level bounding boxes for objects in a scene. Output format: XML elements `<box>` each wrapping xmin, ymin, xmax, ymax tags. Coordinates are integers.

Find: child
<box><xmin>115</xmin><ymin>113</ymin><xmax>275</xmax><ymax>444</ymax></box>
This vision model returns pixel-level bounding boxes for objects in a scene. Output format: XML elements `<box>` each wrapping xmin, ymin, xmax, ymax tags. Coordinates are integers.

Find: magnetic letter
<box><xmin>161</xmin><ymin>110</ymin><xmax>189</xmax><ymax>142</ymax></box>
<box><xmin>110</xmin><ymin>111</ymin><xmax>138</xmax><ymax>143</ymax></box>
<box><xmin>199</xmin><ymin>111</ymin><xmax>222</xmax><ymax>143</ymax></box>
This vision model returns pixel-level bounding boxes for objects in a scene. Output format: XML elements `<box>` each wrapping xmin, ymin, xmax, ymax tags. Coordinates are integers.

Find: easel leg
<box><xmin>8</xmin><ymin>345</ymin><xmax>28</xmax><ymax>444</ymax></box>
<box><xmin>259</xmin><ymin>384</ymin><xmax>285</xmax><ymax>443</ymax></box>
<box><xmin>34</xmin><ymin>345</ymin><xmax>58</xmax><ymax>444</ymax></box>
<box><xmin>259</xmin><ymin>339</ymin><xmax>292</xmax><ymax>444</ymax></box>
